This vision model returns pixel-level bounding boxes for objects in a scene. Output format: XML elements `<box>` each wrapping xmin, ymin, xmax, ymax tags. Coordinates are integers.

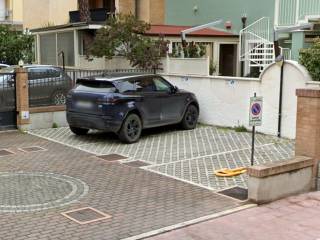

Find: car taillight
<box><xmin>96</xmin><ymin>97</ymin><xmax>120</xmax><ymax>105</ymax></box>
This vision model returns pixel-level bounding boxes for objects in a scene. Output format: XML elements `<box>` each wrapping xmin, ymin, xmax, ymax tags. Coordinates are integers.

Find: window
<box><xmin>40</xmin><ymin>34</ymin><xmax>57</xmax><ymax>65</ymax></box>
<box><xmin>57</xmin><ymin>32</ymin><xmax>75</xmax><ymax>66</ymax></box>
<box><xmin>135</xmin><ymin>78</ymin><xmax>155</xmax><ymax>92</ymax></box>
<box><xmin>39</xmin><ymin>31</ymin><xmax>75</xmax><ymax>67</ymax></box>
<box><xmin>76</xmin><ymin>81</ymin><xmax>116</xmax><ymax>93</ymax></box>
<box><xmin>153</xmin><ymin>77</ymin><xmax>172</xmax><ymax>92</ymax></box>
<box><xmin>117</xmin><ymin>79</ymin><xmax>136</xmax><ymax>93</ymax></box>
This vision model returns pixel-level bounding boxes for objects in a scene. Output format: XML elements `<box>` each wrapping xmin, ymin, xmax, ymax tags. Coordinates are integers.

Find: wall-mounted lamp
<box><xmin>241</xmin><ymin>14</ymin><xmax>247</xmax><ymax>29</ymax></box>
<box><xmin>18</xmin><ymin>60</ymin><xmax>24</xmax><ymax>68</ymax></box>
<box><xmin>225</xmin><ymin>21</ymin><xmax>232</xmax><ymax>30</ymax></box>
<box><xmin>193</xmin><ymin>5</ymin><xmax>198</xmax><ymax>12</ymax></box>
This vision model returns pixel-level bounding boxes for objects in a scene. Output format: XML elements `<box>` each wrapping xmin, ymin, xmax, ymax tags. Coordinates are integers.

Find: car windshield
<box><xmin>75</xmin><ymin>80</ymin><xmax>117</xmax><ymax>93</ymax></box>
<box><xmin>0</xmin><ymin>67</ymin><xmax>15</xmax><ymax>73</ymax></box>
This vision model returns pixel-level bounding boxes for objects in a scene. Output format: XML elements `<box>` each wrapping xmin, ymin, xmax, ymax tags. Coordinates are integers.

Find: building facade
<box><xmin>23</xmin><ymin>0</ymin><xmax>165</xmax><ymax>30</ymax></box>
<box><xmin>165</xmin><ymin>0</ymin><xmax>320</xmax><ymax>76</ymax></box>
<box><xmin>0</xmin><ymin>0</ymin><xmax>23</xmax><ymax>30</ymax></box>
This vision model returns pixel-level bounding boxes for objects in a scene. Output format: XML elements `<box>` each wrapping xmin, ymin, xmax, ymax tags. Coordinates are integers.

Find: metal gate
<box><xmin>0</xmin><ymin>73</ymin><xmax>16</xmax><ymax>130</ymax></box>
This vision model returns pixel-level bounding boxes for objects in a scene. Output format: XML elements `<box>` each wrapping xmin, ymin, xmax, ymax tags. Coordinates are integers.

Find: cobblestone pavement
<box><xmin>0</xmin><ymin>131</ymin><xmax>241</xmax><ymax>240</ymax></box>
<box><xmin>31</xmin><ymin>126</ymin><xmax>295</xmax><ymax>191</ymax></box>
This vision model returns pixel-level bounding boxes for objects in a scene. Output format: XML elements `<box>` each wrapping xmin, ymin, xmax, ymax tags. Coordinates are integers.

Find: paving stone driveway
<box><xmin>0</xmin><ymin>131</ymin><xmax>241</xmax><ymax>240</ymax></box>
<box><xmin>30</xmin><ymin>126</ymin><xmax>295</xmax><ymax>191</ymax></box>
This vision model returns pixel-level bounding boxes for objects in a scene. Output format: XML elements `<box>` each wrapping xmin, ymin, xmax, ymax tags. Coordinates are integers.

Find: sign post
<box><xmin>249</xmin><ymin>93</ymin><xmax>263</xmax><ymax>166</ymax></box>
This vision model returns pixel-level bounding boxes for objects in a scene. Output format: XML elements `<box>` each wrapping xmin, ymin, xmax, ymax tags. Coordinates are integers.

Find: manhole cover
<box><xmin>123</xmin><ymin>161</ymin><xmax>150</xmax><ymax>168</ymax></box>
<box><xmin>0</xmin><ymin>172</ymin><xmax>89</xmax><ymax>213</ymax></box>
<box><xmin>0</xmin><ymin>149</ymin><xmax>14</xmax><ymax>157</ymax></box>
<box><xmin>218</xmin><ymin>187</ymin><xmax>248</xmax><ymax>201</ymax></box>
<box><xmin>19</xmin><ymin>146</ymin><xmax>46</xmax><ymax>152</ymax></box>
<box><xmin>62</xmin><ymin>207</ymin><xmax>112</xmax><ymax>225</ymax></box>
<box><xmin>96</xmin><ymin>154</ymin><xmax>127</xmax><ymax>161</ymax></box>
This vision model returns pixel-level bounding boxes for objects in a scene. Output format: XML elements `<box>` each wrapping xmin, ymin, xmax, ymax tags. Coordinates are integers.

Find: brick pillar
<box><xmin>15</xmin><ymin>68</ymin><xmax>30</xmax><ymax>130</ymax></box>
<box><xmin>296</xmin><ymin>89</ymin><xmax>320</xmax><ymax>189</ymax></box>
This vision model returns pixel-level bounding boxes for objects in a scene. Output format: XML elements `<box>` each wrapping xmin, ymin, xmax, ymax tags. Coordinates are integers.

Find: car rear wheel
<box><xmin>70</xmin><ymin>126</ymin><xmax>89</xmax><ymax>135</ymax></box>
<box><xmin>118</xmin><ymin>114</ymin><xmax>142</xmax><ymax>143</ymax></box>
<box><xmin>52</xmin><ymin>90</ymin><xmax>67</xmax><ymax>105</ymax></box>
<box><xmin>181</xmin><ymin>104</ymin><xmax>199</xmax><ymax>130</ymax></box>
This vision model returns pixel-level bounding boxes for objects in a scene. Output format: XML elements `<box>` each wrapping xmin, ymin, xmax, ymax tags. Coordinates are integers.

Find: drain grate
<box><xmin>19</xmin><ymin>146</ymin><xmax>46</xmax><ymax>153</ymax></box>
<box><xmin>0</xmin><ymin>149</ymin><xmax>14</xmax><ymax>157</ymax></box>
<box><xmin>218</xmin><ymin>187</ymin><xmax>248</xmax><ymax>201</ymax></box>
<box><xmin>96</xmin><ymin>154</ymin><xmax>127</xmax><ymax>161</ymax></box>
<box><xmin>61</xmin><ymin>207</ymin><xmax>112</xmax><ymax>225</ymax></box>
<box><xmin>124</xmin><ymin>161</ymin><xmax>150</xmax><ymax>168</ymax></box>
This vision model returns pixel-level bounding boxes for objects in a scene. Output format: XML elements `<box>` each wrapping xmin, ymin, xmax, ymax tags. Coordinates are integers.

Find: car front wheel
<box><xmin>181</xmin><ymin>104</ymin><xmax>199</xmax><ymax>130</ymax></box>
<box><xmin>118</xmin><ymin>114</ymin><xmax>142</xmax><ymax>144</ymax></box>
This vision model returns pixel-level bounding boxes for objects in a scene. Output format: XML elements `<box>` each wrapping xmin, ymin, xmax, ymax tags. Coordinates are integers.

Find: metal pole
<box><xmin>251</xmin><ymin>92</ymin><xmax>257</xmax><ymax>166</ymax></box>
<box><xmin>277</xmin><ymin>58</ymin><xmax>284</xmax><ymax>138</ymax></box>
<box><xmin>251</xmin><ymin>125</ymin><xmax>255</xmax><ymax>166</ymax></box>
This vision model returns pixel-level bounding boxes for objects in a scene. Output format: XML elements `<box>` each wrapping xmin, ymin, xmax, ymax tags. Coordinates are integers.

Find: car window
<box><xmin>28</xmin><ymin>68</ymin><xmax>48</xmax><ymax>80</ymax></box>
<box><xmin>75</xmin><ymin>80</ymin><xmax>116</xmax><ymax>93</ymax></box>
<box><xmin>153</xmin><ymin>77</ymin><xmax>172</xmax><ymax>92</ymax></box>
<box><xmin>28</xmin><ymin>67</ymin><xmax>61</xmax><ymax>80</ymax></box>
<box><xmin>47</xmin><ymin>68</ymin><xmax>62</xmax><ymax>78</ymax></box>
<box><xmin>117</xmin><ymin>79</ymin><xmax>136</xmax><ymax>93</ymax></box>
<box><xmin>135</xmin><ymin>78</ymin><xmax>155</xmax><ymax>92</ymax></box>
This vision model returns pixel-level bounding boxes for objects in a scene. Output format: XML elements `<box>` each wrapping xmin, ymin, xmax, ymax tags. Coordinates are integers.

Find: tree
<box><xmin>90</xmin><ymin>14</ymin><xmax>168</xmax><ymax>70</ymax></box>
<box><xmin>78</xmin><ymin>0</ymin><xmax>91</xmax><ymax>22</ymax></box>
<box><xmin>0</xmin><ymin>25</ymin><xmax>34</xmax><ymax>65</ymax></box>
<box><xmin>128</xmin><ymin>36</ymin><xmax>168</xmax><ymax>70</ymax></box>
<box><xmin>300</xmin><ymin>38</ymin><xmax>320</xmax><ymax>81</ymax></box>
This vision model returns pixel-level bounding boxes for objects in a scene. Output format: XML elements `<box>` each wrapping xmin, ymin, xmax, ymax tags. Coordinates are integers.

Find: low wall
<box><xmin>247</xmin><ymin>156</ymin><xmax>314</xmax><ymax>204</ymax></box>
<box><xmin>162</xmin><ymin>61</ymin><xmax>317</xmax><ymax>139</ymax></box>
<box><xmin>78</xmin><ymin>56</ymin><xmax>134</xmax><ymax>70</ymax></box>
<box><xmin>28</xmin><ymin>106</ymin><xmax>67</xmax><ymax>130</ymax></box>
<box><xmin>160</xmin><ymin>57</ymin><xmax>209</xmax><ymax>76</ymax></box>
<box><xmin>79</xmin><ymin>56</ymin><xmax>209</xmax><ymax>76</ymax></box>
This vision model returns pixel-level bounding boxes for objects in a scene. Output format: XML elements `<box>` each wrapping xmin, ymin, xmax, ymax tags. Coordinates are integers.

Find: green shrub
<box><xmin>300</xmin><ymin>38</ymin><xmax>320</xmax><ymax>81</ymax></box>
<box><xmin>52</xmin><ymin>122</ymin><xmax>58</xmax><ymax>128</ymax></box>
<box><xmin>234</xmin><ymin>125</ymin><xmax>247</xmax><ymax>132</ymax></box>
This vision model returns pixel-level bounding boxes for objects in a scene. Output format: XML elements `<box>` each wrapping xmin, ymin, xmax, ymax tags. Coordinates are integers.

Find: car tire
<box><xmin>70</xmin><ymin>126</ymin><xmax>89</xmax><ymax>135</ymax></box>
<box><xmin>181</xmin><ymin>104</ymin><xmax>199</xmax><ymax>130</ymax></box>
<box><xmin>52</xmin><ymin>90</ymin><xmax>67</xmax><ymax>105</ymax></box>
<box><xmin>118</xmin><ymin>113</ymin><xmax>142</xmax><ymax>144</ymax></box>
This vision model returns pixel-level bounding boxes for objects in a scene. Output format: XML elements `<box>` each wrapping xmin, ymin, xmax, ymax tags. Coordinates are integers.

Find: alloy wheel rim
<box><xmin>127</xmin><ymin>119</ymin><xmax>140</xmax><ymax>139</ymax></box>
<box><xmin>54</xmin><ymin>93</ymin><xmax>66</xmax><ymax>105</ymax></box>
<box><xmin>186</xmin><ymin>109</ymin><xmax>197</xmax><ymax>126</ymax></box>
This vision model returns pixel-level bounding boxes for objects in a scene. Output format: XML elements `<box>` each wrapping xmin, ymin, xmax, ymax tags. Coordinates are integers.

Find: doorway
<box><xmin>219</xmin><ymin>44</ymin><xmax>237</xmax><ymax>76</ymax></box>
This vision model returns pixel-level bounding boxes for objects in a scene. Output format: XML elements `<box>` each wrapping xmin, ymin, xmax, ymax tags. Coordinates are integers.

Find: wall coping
<box><xmin>161</xmin><ymin>73</ymin><xmax>260</xmax><ymax>82</ymax></box>
<box><xmin>296</xmin><ymin>88</ymin><xmax>320</xmax><ymax>98</ymax></box>
<box><xmin>248</xmin><ymin>156</ymin><xmax>313</xmax><ymax>178</ymax></box>
<box><xmin>30</xmin><ymin>106</ymin><xmax>66</xmax><ymax>113</ymax></box>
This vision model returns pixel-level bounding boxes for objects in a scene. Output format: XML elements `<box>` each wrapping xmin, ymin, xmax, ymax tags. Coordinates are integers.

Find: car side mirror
<box><xmin>171</xmin><ymin>86</ymin><xmax>178</xmax><ymax>94</ymax></box>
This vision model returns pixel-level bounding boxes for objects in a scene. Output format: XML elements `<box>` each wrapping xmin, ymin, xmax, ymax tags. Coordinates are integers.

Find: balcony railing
<box><xmin>69</xmin><ymin>8</ymin><xmax>114</xmax><ymax>23</ymax></box>
<box><xmin>276</xmin><ymin>0</ymin><xmax>320</xmax><ymax>26</ymax></box>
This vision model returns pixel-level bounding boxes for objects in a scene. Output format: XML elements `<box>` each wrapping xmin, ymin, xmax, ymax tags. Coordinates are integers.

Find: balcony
<box><xmin>69</xmin><ymin>8</ymin><xmax>114</xmax><ymax>23</ymax></box>
<box><xmin>276</xmin><ymin>0</ymin><xmax>320</xmax><ymax>26</ymax></box>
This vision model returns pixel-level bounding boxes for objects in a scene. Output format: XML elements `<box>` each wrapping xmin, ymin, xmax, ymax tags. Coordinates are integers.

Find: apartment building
<box><xmin>30</xmin><ymin>0</ymin><xmax>238</xmax><ymax>75</ymax></box>
<box><xmin>23</xmin><ymin>0</ymin><xmax>165</xmax><ymax>30</ymax></box>
<box><xmin>0</xmin><ymin>0</ymin><xmax>23</xmax><ymax>30</ymax></box>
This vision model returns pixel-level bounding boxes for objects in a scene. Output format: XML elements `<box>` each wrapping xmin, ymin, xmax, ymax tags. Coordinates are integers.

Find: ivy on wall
<box><xmin>300</xmin><ymin>38</ymin><xmax>320</xmax><ymax>81</ymax></box>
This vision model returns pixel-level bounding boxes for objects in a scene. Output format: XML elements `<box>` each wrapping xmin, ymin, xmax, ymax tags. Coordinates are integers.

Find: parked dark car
<box><xmin>66</xmin><ymin>74</ymin><xmax>199</xmax><ymax>143</ymax></box>
<box><xmin>0</xmin><ymin>65</ymin><xmax>72</xmax><ymax>106</ymax></box>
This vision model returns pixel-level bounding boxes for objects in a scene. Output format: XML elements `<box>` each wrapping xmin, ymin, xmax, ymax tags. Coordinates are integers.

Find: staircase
<box><xmin>239</xmin><ymin>17</ymin><xmax>275</xmax><ymax>74</ymax></box>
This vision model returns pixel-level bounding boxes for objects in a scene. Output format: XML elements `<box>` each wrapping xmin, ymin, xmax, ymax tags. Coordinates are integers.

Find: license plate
<box><xmin>76</xmin><ymin>101</ymin><xmax>93</xmax><ymax>109</ymax></box>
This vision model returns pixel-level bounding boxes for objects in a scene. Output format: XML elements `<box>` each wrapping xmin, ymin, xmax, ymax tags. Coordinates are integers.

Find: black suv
<box><xmin>66</xmin><ymin>74</ymin><xmax>199</xmax><ymax>143</ymax></box>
